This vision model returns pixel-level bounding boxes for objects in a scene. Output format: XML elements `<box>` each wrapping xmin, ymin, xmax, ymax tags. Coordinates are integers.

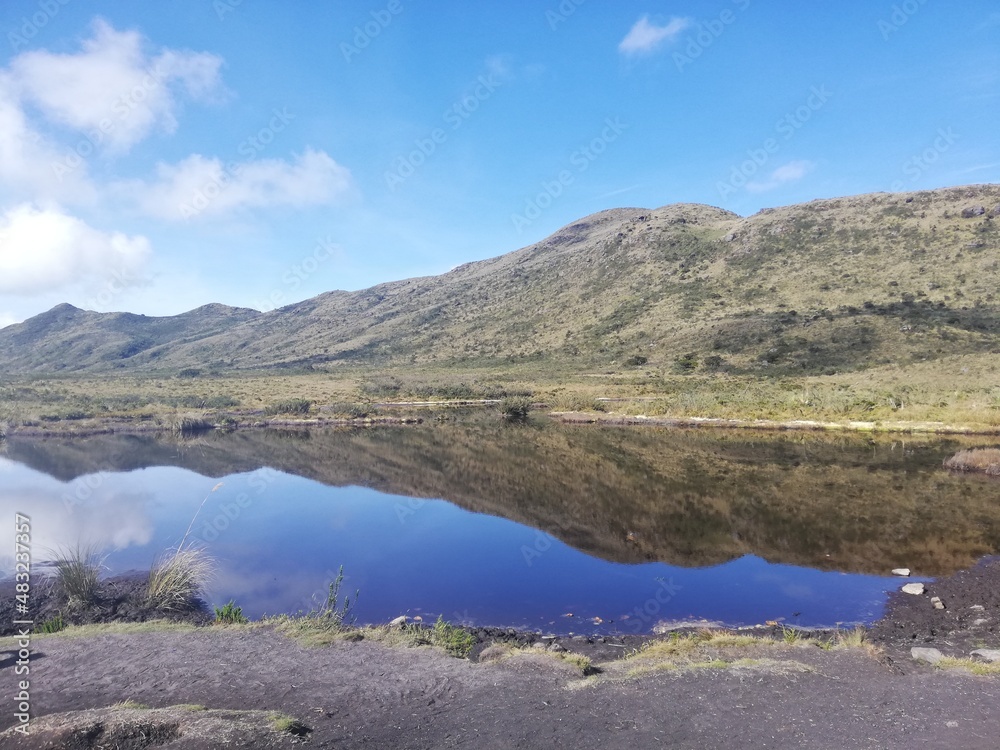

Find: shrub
<box><xmin>264</xmin><ymin>399</ymin><xmax>312</xmax><ymax>416</ymax></box>
<box><xmin>499</xmin><ymin>396</ymin><xmax>532</xmax><ymax>421</ymax></box>
<box><xmin>178</xmin><ymin>416</ymin><xmax>214</xmax><ymax>434</ymax></box>
<box><xmin>213</xmin><ymin>600</ymin><xmax>249</xmax><ymax>625</ymax></box>
<box><xmin>430</xmin><ymin>617</ymin><xmax>476</xmax><ymax>658</ymax></box>
<box><xmin>177</xmin><ymin>368</ymin><xmax>201</xmax><ymax>379</ymax></box>
<box><xmin>38</xmin><ymin>613</ymin><xmax>65</xmax><ymax>634</ymax></box>
<box><xmin>673</xmin><ymin>353</ymin><xmax>699</xmax><ymax>373</ymax></box>
<box><xmin>328</xmin><ymin>402</ymin><xmax>370</xmax><ymax>419</ymax></box>
<box><xmin>624</xmin><ymin>355</ymin><xmax>648</xmax><ymax>367</ymax></box>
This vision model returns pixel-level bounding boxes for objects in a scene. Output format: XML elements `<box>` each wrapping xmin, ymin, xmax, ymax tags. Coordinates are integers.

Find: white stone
<box><xmin>892</xmin><ymin>568</ymin><xmax>911</xmax><ymax>577</ymax></box>
<box><xmin>388</xmin><ymin>615</ymin><xmax>408</xmax><ymax>628</ymax></box>
<box><xmin>970</xmin><ymin>605</ymin><xmax>986</xmax><ymax>611</ymax></box>
<box><xmin>901</xmin><ymin>583</ymin><xmax>925</xmax><ymax>595</ymax></box>
<box><xmin>973</xmin><ymin>618</ymin><xmax>989</xmax><ymax>626</ymax></box>
<box><xmin>911</xmin><ymin>647</ymin><xmax>944</xmax><ymax>665</ymax></box>
<box><xmin>931</xmin><ymin>597</ymin><xmax>945</xmax><ymax>610</ymax></box>
<box><xmin>970</xmin><ymin>649</ymin><xmax>1000</xmax><ymax>663</ymax></box>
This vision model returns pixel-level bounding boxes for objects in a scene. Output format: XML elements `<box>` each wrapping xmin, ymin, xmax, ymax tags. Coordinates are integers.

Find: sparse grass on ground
<box><xmin>3</xmin><ymin>355</ymin><xmax>999</xmax><ymax>436</ymax></box>
<box><xmin>937</xmin><ymin>657</ymin><xmax>1000</xmax><ymax>676</ymax></box>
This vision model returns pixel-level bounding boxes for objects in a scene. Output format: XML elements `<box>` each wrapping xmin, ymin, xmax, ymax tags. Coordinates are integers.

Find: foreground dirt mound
<box><xmin>0</xmin><ymin>705</ymin><xmax>308</xmax><ymax>749</ymax></box>
<box><xmin>870</xmin><ymin>556</ymin><xmax>1000</xmax><ymax>659</ymax></box>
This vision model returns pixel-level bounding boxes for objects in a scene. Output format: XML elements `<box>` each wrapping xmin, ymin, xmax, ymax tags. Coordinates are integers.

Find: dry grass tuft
<box><xmin>944</xmin><ymin>448</ymin><xmax>1000</xmax><ymax>476</ymax></box>
<box><xmin>51</xmin><ymin>544</ymin><xmax>105</xmax><ymax>607</ymax></box>
<box><xmin>146</xmin><ymin>547</ymin><xmax>214</xmax><ymax>611</ymax></box>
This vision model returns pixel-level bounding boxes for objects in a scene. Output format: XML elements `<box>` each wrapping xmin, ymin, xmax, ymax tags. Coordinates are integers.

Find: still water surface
<box><xmin>2</xmin><ymin>421</ymin><xmax>998</xmax><ymax>633</ymax></box>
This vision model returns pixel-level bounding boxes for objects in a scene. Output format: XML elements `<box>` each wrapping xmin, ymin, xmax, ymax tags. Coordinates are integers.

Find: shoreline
<box><xmin>3</xmin><ymin>405</ymin><xmax>999</xmax><ymax>438</ymax></box>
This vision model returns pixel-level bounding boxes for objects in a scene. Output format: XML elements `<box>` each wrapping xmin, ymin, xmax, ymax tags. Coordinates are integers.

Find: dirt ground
<box><xmin>1</xmin><ymin>559</ymin><xmax>997</xmax><ymax>749</ymax></box>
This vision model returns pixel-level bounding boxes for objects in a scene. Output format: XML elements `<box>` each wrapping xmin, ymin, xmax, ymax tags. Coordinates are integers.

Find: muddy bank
<box><xmin>0</xmin><ymin>573</ymin><xmax>211</xmax><ymax>637</ymax></box>
<box><xmin>870</xmin><ymin>556</ymin><xmax>1000</xmax><ymax>659</ymax></box>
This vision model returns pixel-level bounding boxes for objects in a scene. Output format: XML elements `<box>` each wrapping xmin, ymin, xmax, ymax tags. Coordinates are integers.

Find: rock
<box><xmin>962</xmin><ymin>206</ymin><xmax>986</xmax><ymax>218</ymax></box>
<box><xmin>973</xmin><ymin>618</ymin><xmax>989</xmax><ymax>626</ymax></box>
<box><xmin>970</xmin><ymin>649</ymin><xmax>1000</xmax><ymax>663</ymax></box>
<box><xmin>901</xmin><ymin>583</ymin><xmax>925</xmax><ymax>595</ymax></box>
<box><xmin>970</xmin><ymin>605</ymin><xmax>986</xmax><ymax>611</ymax></box>
<box><xmin>911</xmin><ymin>647</ymin><xmax>944</xmax><ymax>665</ymax></box>
<box><xmin>388</xmin><ymin>615</ymin><xmax>408</xmax><ymax>628</ymax></box>
<box><xmin>892</xmin><ymin>568</ymin><xmax>911</xmax><ymax>577</ymax></box>
<box><xmin>931</xmin><ymin>596</ymin><xmax>945</xmax><ymax>610</ymax></box>
<box><xmin>547</xmin><ymin>642</ymin><xmax>567</xmax><ymax>653</ymax></box>
<box><xmin>531</xmin><ymin>642</ymin><xmax>547</xmax><ymax>650</ymax></box>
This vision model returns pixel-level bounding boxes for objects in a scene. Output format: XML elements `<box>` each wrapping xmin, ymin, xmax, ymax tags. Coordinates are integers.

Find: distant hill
<box><xmin>2</xmin><ymin>184</ymin><xmax>999</xmax><ymax>376</ymax></box>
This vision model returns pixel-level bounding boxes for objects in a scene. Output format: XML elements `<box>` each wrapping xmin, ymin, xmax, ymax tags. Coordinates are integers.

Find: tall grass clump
<box><xmin>943</xmin><ymin>448</ymin><xmax>1000</xmax><ymax>476</ymax></box>
<box><xmin>146</xmin><ymin>547</ymin><xmax>214</xmax><ymax>611</ymax></box>
<box><xmin>264</xmin><ymin>399</ymin><xmax>312</xmax><ymax>416</ymax></box>
<box><xmin>498</xmin><ymin>396</ymin><xmax>532</xmax><ymax>421</ymax></box>
<box><xmin>51</xmin><ymin>544</ymin><xmax>104</xmax><ymax>607</ymax></box>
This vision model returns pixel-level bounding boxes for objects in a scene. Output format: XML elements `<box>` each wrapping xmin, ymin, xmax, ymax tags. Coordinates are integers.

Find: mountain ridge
<box><xmin>2</xmin><ymin>184</ymin><xmax>999</xmax><ymax>376</ymax></box>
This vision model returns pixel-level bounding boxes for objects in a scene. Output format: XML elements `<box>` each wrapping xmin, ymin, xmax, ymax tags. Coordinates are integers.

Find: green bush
<box><xmin>214</xmin><ymin>600</ymin><xmax>249</xmax><ymax>625</ymax></box>
<box><xmin>430</xmin><ymin>617</ymin><xmax>476</xmax><ymax>658</ymax></box>
<box><xmin>499</xmin><ymin>396</ymin><xmax>532</xmax><ymax>421</ymax></box>
<box><xmin>264</xmin><ymin>399</ymin><xmax>312</xmax><ymax>416</ymax></box>
<box><xmin>37</xmin><ymin>613</ymin><xmax>65</xmax><ymax>634</ymax></box>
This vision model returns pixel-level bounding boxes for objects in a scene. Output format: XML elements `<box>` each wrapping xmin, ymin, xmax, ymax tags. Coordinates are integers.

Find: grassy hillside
<box><xmin>2</xmin><ymin>185</ymin><xmax>998</xmax><ymax>377</ymax></box>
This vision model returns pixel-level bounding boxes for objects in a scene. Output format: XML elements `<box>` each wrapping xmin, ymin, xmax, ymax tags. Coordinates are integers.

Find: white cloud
<box><xmin>619</xmin><ymin>16</ymin><xmax>691</xmax><ymax>55</ymax></box>
<box><xmin>0</xmin><ymin>204</ymin><xmax>152</xmax><ymax>295</ymax></box>
<box><xmin>746</xmin><ymin>160</ymin><xmax>815</xmax><ymax>193</ymax></box>
<box><xmin>0</xmin><ymin>74</ymin><xmax>96</xmax><ymax>204</ymax></box>
<box><xmin>9</xmin><ymin>19</ymin><xmax>225</xmax><ymax>154</ymax></box>
<box><xmin>0</xmin><ymin>313</ymin><xmax>19</xmax><ymax>329</ymax></box>
<box><xmin>125</xmin><ymin>148</ymin><xmax>354</xmax><ymax>221</ymax></box>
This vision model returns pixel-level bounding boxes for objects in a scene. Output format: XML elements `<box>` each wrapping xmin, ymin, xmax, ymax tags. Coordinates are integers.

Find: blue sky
<box><xmin>0</xmin><ymin>0</ymin><xmax>997</xmax><ymax>326</ymax></box>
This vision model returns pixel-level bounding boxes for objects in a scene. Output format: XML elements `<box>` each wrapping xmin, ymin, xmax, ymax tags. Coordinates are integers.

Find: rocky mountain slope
<box><xmin>2</xmin><ymin>185</ymin><xmax>998</xmax><ymax>376</ymax></box>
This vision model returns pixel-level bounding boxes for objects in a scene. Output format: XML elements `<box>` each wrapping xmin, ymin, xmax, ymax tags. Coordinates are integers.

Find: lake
<box><xmin>2</xmin><ymin>419</ymin><xmax>999</xmax><ymax>634</ymax></box>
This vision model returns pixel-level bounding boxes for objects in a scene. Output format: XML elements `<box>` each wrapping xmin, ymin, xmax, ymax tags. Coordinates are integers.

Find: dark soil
<box><xmin>2</xmin><ymin>560</ymin><xmax>999</xmax><ymax>748</ymax></box>
<box><xmin>4</xmin><ymin>624</ymin><xmax>999</xmax><ymax>749</ymax></box>
<box><xmin>870</xmin><ymin>556</ymin><xmax>1000</xmax><ymax>662</ymax></box>
<box><xmin>0</xmin><ymin>573</ymin><xmax>211</xmax><ymax>637</ymax></box>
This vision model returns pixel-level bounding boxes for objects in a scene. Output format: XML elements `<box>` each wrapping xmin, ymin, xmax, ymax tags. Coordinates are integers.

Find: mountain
<box><xmin>2</xmin><ymin>184</ymin><xmax>999</xmax><ymax>376</ymax></box>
